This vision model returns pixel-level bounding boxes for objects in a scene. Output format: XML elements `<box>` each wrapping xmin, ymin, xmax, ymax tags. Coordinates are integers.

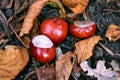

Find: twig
<box><xmin>71</xmin><ymin>73</ymin><xmax>78</xmax><ymax>80</ymax></box>
<box><xmin>99</xmin><ymin>42</ymin><xmax>115</xmax><ymax>56</ymax></box>
<box><xmin>103</xmin><ymin>9</ymin><xmax>120</xmax><ymax>13</ymax></box>
<box><xmin>24</xmin><ymin>70</ymin><xmax>35</xmax><ymax>80</ymax></box>
<box><xmin>32</xmin><ymin>57</ymin><xmax>41</xmax><ymax>80</ymax></box>
<box><xmin>24</xmin><ymin>52</ymin><xmax>41</xmax><ymax>80</ymax></box>
<box><xmin>102</xmin><ymin>0</ymin><xmax>120</xmax><ymax>25</ymax></box>
<box><xmin>83</xmin><ymin>11</ymin><xmax>88</xmax><ymax>20</ymax></box>
<box><xmin>9</xmin><ymin>25</ymin><xmax>26</xmax><ymax>47</ymax></box>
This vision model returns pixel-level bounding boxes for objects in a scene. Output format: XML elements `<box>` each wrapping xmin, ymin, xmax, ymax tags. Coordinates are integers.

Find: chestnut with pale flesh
<box><xmin>70</xmin><ymin>20</ymin><xmax>96</xmax><ymax>39</ymax></box>
<box><xmin>30</xmin><ymin>35</ymin><xmax>56</xmax><ymax>63</ymax></box>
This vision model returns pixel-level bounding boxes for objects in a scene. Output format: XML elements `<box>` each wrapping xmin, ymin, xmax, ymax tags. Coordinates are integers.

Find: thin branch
<box><xmin>32</xmin><ymin>57</ymin><xmax>41</xmax><ymax>80</ymax></box>
<box><xmin>99</xmin><ymin>42</ymin><xmax>115</xmax><ymax>56</ymax></box>
<box><xmin>9</xmin><ymin>25</ymin><xmax>26</xmax><ymax>47</ymax></box>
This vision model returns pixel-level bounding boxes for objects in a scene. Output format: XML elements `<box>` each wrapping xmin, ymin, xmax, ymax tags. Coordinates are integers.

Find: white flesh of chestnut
<box><xmin>74</xmin><ymin>20</ymin><xmax>95</xmax><ymax>28</ymax></box>
<box><xmin>32</xmin><ymin>35</ymin><xmax>53</xmax><ymax>48</ymax></box>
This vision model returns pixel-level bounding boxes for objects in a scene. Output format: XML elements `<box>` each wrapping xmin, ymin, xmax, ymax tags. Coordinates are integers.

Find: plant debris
<box><xmin>0</xmin><ymin>45</ymin><xmax>29</xmax><ymax>80</ymax></box>
<box><xmin>62</xmin><ymin>0</ymin><xmax>89</xmax><ymax>14</ymax></box>
<box><xmin>25</xmin><ymin>64</ymin><xmax>56</xmax><ymax>80</ymax></box>
<box><xmin>0</xmin><ymin>0</ymin><xmax>120</xmax><ymax>80</ymax></box>
<box><xmin>74</xmin><ymin>36</ymin><xmax>102</xmax><ymax>63</ymax></box>
<box><xmin>105</xmin><ymin>24</ymin><xmax>120</xmax><ymax>41</ymax></box>
<box><xmin>80</xmin><ymin>60</ymin><xmax>120</xmax><ymax>80</ymax></box>
<box><xmin>56</xmin><ymin>51</ymin><xmax>76</xmax><ymax>80</ymax></box>
<box><xmin>19</xmin><ymin>0</ymin><xmax>47</xmax><ymax>37</ymax></box>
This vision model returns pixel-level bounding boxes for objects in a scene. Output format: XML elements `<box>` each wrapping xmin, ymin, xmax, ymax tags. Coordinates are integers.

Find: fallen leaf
<box><xmin>74</xmin><ymin>36</ymin><xmax>102</xmax><ymax>63</ymax></box>
<box><xmin>115</xmin><ymin>72</ymin><xmax>120</xmax><ymax>78</ymax></box>
<box><xmin>96</xmin><ymin>60</ymin><xmax>115</xmax><ymax>78</ymax></box>
<box><xmin>71</xmin><ymin>58</ymin><xmax>81</xmax><ymax>78</ymax></box>
<box><xmin>62</xmin><ymin>0</ymin><xmax>89</xmax><ymax>14</ymax></box>
<box><xmin>110</xmin><ymin>60</ymin><xmax>120</xmax><ymax>72</ymax></box>
<box><xmin>0</xmin><ymin>45</ymin><xmax>29</xmax><ymax>80</ymax></box>
<box><xmin>56</xmin><ymin>51</ymin><xmax>76</xmax><ymax>80</ymax></box>
<box><xmin>80</xmin><ymin>60</ymin><xmax>120</xmax><ymax>80</ymax></box>
<box><xmin>105</xmin><ymin>24</ymin><xmax>120</xmax><ymax>41</ymax></box>
<box><xmin>19</xmin><ymin>0</ymin><xmax>47</xmax><ymax>37</ymax></box>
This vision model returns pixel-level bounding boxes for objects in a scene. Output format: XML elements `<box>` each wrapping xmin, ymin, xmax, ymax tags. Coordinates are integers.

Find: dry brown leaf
<box><xmin>74</xmin><ymin>36</ymin><xmax>102</xmax><ymax>63</ymax></box>
<box><xmin>56</xmin><ymin>51</ymin><xmax>76</xmax><ymax>80</ymax></box>
<box><xmin>19</xmin><ymin>0</ymin><xmax>47</xmax><ymax>37</ymax></box>
<box><xmin>0</xmin><ymin>45</ymin><xmax>29</xmax><ymax>80</ymax></box>
<box><xmin>62</xmin><ymin>0</ymin><xmax>89</xmax><ymax>14</ymax></box>
<box><xmin>105</xmin><ymin>24</ymin><xmax>120</xmax><ymax>41</ymax></box>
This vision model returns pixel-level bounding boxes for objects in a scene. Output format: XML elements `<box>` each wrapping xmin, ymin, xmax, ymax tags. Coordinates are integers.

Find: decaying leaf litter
<box><xmin>0</xmin><ymin>0</ymin><xmax>120</xmax><ymax>80</ymax></box>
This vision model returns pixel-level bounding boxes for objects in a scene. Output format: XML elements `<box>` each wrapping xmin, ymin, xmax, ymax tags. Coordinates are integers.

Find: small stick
<box><xmin>32</xmin><ymin>57</ymin><xmax>41</xmax><ymax>80</ymax></box>
<box><xmin>71</xmin><ymin>73</ymin><xmax>78</xmax><ymax>80</ymax></box>
<box><xmin>24</xmin><ymin>70</ymin><xmax>35</xmax><ymax>80</ymax></box>
<box><xmin>9</xmin><ymin>25</ymin><xmax>26</xmax><ymax>47</ymax></box>
<box><xmin>99</xmin><ymin>42</ymin><xmax>115</xmax><ymax>56</ymax></box>
<box><xmin>24</xmin><ymin>51</ymin><xmax>41</xmax><ymax>80</ymax></box>
<box><xmin>103</xmin><ymin>9</ymin><xmax>120</xmax><ymax>13</ymax></box>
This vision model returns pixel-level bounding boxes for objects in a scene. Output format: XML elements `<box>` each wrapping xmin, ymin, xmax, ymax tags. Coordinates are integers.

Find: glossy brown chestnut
<box><xmin>70</xmin><ymin>20</ymin><xmax>96</xmax><ymax>38</ymax></box>
<box><xmin>40</xmin><ymin>17</ymin><xmax>68</xmax><ymax>44</ymax></box>
<box><xmin>30</xmin><ymin>35</ymin><xmax>56</xmax><ymax>63</ymax></box>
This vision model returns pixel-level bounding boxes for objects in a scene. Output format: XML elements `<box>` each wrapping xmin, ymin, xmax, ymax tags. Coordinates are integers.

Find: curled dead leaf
<box><xmin>0</xmin><ymin>45</ymin><xmax>29</xmax><ymax>80</ymax></box>
<box><xmin>19</xmin><ymin>0</ymin><xmax>47</xmax><ymax>37</ymax></box>
<box><xmin>105</xmin><ymin>24</ymin><xmax>120</xmax><ymax>41</ymax></box>
<box><xmin>56</xmin><ymin>51</ymin><xmax>76</xmax><ymax>80</ymax></box>
<box><xmin>74</xmin><ymin>36</ymin><xmax>102</xmax><ymax>63</ymax></box>
<box><xmin>62</xmin><ymin>0</ymin><xmax>89</xmax><ymax>14</ymax></box>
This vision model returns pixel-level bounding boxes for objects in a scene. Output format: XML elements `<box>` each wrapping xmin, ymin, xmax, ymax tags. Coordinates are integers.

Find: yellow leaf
<box><xmin>0</xmin><ymin>45</ymin><xmax>29</xmax><ymax>80</ymax></box>
<box><xmin>74</xmin><ymin>36</ymin><xmax>102</xmax><ymax>63</ymax></box>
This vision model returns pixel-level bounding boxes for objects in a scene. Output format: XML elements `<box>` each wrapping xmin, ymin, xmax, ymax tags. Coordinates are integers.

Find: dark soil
<box><xmin>0</xmin><ymin>0</ymin><xmax>120</xmax><ymax>80</ymax></box>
